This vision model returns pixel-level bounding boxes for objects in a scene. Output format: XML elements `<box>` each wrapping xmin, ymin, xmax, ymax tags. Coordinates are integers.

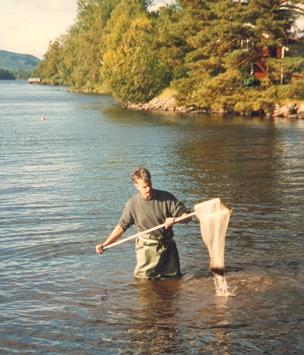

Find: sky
<box><xmin>0</xmin><ymin>0</ymin><xmax>78</xmax><ymax>58</ymax></box>
<box><xmin>0</xmin><ymin>0</ymin><xmax>302</xmax><ymax>59</ymax></box>
<box><xmin>0</xmin><ymin>0</ymin><xmax>173</xmax><ymax>59</ymax></box>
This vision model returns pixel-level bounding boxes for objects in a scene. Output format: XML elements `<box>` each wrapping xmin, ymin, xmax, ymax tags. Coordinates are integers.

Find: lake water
<box><xmin>0</xmin><ymin>80</ymin><xmax>303</xmax><ymax>354</ymax></box>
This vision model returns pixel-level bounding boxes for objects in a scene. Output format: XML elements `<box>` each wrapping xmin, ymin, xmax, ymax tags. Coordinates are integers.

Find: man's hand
<box><xmin>95</xmin><ymin>243</ymin><xmax>105</xmax><ymax>255</ymax></box>
<box><xmin>165</xmin><ymin>217</ymin><xmax>176</xmax><ymax>229</ymax></box>
<box><xmin>95</xmin><ymin>225</ymin><xmax>124</xmax><ymax>255</ymax></box>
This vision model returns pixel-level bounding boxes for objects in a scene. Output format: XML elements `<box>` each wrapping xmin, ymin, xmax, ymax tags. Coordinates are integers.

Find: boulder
<box><xmin>273</xmin><ymin>102</ymin><xmax>298</xmax><ymax>117</ymax></box>
<box><xmin>297</xmin><ymin>103</ymin><xmax>304</xmax><ymax>119</ymax></box>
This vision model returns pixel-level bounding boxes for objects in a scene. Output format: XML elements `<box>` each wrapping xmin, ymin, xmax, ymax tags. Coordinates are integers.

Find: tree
<box><xmin>34</xmin><ymin>38</ymin><xmax>65</xmax><ymax>84</ymax></box>
<box><xmin>173</xmin><ymin>0</ymin><xmax>304</xmax><ymax>112</ymax></box>
<box><xmin>33</xmin><ymin>0</ymin><xmax>304</xmax><ymax>113</ymax></box>
<box><xmin>62</xmin><ymin>0</ymin><xmax>120</xmax><ymax>91</ymax></box>
<box><xmin>35</xmin><ymin>0</ymin><xmax>119</xmax><ymax>91</ymax></box>
<box><xmin>101</xmin><ymin>0</ymin><xmax>169</xmax><ymax>103</ymax></box>
<box><xmin>150</xmin><ymin>4</ymin><xmax>190</xmax><ymax>82</ymax></box>
<box><xmin>0</xmin><ymin>68</ymin><xmax>15</xmax><ymax>80</ymax></box>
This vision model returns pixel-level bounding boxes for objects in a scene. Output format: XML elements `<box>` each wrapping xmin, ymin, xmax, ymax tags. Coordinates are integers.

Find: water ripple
<box><xmin>1</xmin><ymin>81</ymin><xmax>303</xmax><ymax>354</ymax></box>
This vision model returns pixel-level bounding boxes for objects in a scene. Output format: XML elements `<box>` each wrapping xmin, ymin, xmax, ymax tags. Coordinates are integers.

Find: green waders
<box><xmin>133</xmin><ymin>235</ymin><xmax>181</xmax><ymax>279</ymax></box>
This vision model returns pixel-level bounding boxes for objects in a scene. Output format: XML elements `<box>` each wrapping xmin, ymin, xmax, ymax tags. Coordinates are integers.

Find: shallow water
<box><xmin>0</xmin><ymin>80</ymin><xmax>303</xmax><ymax>354</ymax></box>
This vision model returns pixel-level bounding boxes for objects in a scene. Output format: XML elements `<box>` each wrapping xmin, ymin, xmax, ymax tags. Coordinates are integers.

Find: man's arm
<box><xmin>165</xmin><ymin>212</ymin><xmax>192</xmax><ymax>229</ymax></box>
<box><xmin>95</xmin><ymin>224</ymin><xmax>124</xmax><ymax>254</ymax></box>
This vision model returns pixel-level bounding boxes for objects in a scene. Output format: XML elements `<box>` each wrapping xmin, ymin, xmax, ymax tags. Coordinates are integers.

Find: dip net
<box><xmin>194</xmin><ymin>198</ymin><xmax>232</xmax><ymax>296</ymax></box>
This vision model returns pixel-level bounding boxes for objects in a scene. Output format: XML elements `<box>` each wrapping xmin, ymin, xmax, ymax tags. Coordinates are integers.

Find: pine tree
<box><xmin>174</xmin><ymin>0</ymin><xmax>304</xmax><ymax>112</ymax></box>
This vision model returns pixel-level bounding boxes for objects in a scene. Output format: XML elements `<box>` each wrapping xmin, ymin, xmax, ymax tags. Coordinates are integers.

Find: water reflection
<box><xmin>177</xmin><ymin>121</ymin><xmax>282</xmax><ymax>204</ymax></box>
<box><xmin>128</xmin><ymin>279</ymin><xmax>182</xmax><ymax>353</ymax></box>
<box><xmin>123</xmin><ymin>277</ymin><xmax>235</xmax><ymax>353</ymax></box>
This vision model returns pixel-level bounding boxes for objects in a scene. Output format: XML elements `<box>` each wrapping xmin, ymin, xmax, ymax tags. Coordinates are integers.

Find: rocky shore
<box><xmin>272</xmin><ymin>102</ymin><xmax>304</xmax><ymax>119</ymax></box>
<box><xmin>125</xmin><ymin>94</ymin><xmax>304</xmax><ymax>119</ymax></box>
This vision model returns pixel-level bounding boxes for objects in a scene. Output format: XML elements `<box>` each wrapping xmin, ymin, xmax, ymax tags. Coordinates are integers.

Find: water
<box><xmin>1</xmin><ymin>80</ymin><xmax>303</xmax><ymax>354</ymax></box>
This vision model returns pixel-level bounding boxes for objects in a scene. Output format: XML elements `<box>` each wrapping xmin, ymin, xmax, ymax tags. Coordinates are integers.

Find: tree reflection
<box><xmin>126</xmin><ymin>279</ymin><xmax>183</xmax><ymax>353</ymax></box>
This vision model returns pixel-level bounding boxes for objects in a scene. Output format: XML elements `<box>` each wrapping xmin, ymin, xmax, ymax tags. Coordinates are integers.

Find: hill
<box><xmin>0</xmin><ymin>50</ymin><xmax>40</xmax><ymax>71</ymax></box>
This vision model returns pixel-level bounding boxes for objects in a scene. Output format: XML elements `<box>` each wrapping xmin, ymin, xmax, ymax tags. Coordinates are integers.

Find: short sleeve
<box><xmin>118</xmin><ymin>199</ymin><xmax>134</xmax><ymax>231</ymax></box>
<box><xmin>167</xmin><ymin>193</ymin><xmax>189</xmax><ymax>217</ymax></box>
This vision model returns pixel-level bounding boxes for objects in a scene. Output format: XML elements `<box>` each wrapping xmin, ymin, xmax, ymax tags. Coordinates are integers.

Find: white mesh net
<box><xmin>194</xmin><ymin>198</ymin><xmax>233</xmax><ymax>296</ymax></box>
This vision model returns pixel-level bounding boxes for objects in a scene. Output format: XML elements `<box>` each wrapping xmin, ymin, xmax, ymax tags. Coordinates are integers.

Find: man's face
<box><xmin>134</xmin><ymin>178</ymin><xmax>153</xmax><ymax>200</ymax></box>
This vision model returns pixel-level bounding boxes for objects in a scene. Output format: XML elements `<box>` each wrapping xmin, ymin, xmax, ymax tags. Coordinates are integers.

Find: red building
<box><xmin>253</xmin><ymin>45</ymin><xmax>286</xmax><ymax>80</ymax></box>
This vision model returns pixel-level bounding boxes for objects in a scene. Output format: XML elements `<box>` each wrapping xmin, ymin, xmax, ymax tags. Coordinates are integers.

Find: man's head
<box><xmin>131</xmin><ymin>167</ymin><xmax>153</xmax><ymax>200</ymax></box>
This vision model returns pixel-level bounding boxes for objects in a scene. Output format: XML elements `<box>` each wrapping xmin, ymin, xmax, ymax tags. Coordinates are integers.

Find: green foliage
<box><xmin>0</xmin><ymin>68</ymin><xmax>15</xmax><ymax>80</ymax></box>
<box><xmin>35</xmin><ymin>0</ymin><xmax>120</xmax><ymax>90</ymax></box>
<box><xmin>34</xmin><ymin>38</ymin><xmax>65</xmax><ymax>85</ymax></box>
<box><xmin>150</xmin><ymin>5</ymin><xmax>190</xmax><ymax>81</ymax></box>
<box><xmin>267</xmin><ymin>57</ymin><xmax>304</xmax><ymax>83</ymax></box>
<box><xmin>103</xmin><ymin>18</ymin><xmax>167</xmax><ymax>102</ymax></box>
<box><xmin>101</xmin><ymin>0</ymin><xmax>169</xmax><ymax>102</ymax></box>
<box><xmin>275</xmin><ymin>79</ymin><xmax>304</xmax><ymax>100</ymax></box>
<box><xmin>67</xmin><ymin>0</ymin><xmax>120</xmax><ymax>91</ymax></box>
<box><xmin>243</xmin><ymin>75</ymin><xmax>260</xmax><ymax>87</ymax></box>
<box><xmin>11</xmin><ymin>69</ymin><xmax>33</xmax><ymax>79</ymax></box>
<box><xmin>35</xmin><ymin>0</ymin><xmax>304</xmax><ymax>113</ymax></box>
<box><xmin>173</xmin><ymin>0</ymin><xmax>304</xmax><ymax>113</ymax></box>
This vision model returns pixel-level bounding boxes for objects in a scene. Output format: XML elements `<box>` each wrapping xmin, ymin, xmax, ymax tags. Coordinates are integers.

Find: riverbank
<box><xmin>124</xmin><ymin>88</ymin><xmax>304</xmax><ymax>119</ymax></box>
<box><xmin>39</xmin><ymin>81</ymin><xmax>304</xmax><ymax>119</ymax></box>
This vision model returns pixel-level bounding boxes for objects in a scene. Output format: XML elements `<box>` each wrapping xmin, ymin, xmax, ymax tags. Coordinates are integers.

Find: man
<box><xmin>95</xmin><ymin>167</ymin><xmax>191</xmax><ymax>279</ymax></box>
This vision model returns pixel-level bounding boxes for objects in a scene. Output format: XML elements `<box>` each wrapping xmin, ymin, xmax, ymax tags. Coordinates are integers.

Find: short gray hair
<box><xmin>131</xmin><ymin>167</ymin><xmax>151</xmax><ymax>183</ymax></box>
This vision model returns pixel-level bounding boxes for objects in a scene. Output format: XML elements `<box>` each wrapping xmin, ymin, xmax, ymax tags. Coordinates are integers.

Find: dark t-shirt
<box><xmin>119</xmin><ymin>189</ymin><xmax>188</xmax><ymax>240</ymax></box>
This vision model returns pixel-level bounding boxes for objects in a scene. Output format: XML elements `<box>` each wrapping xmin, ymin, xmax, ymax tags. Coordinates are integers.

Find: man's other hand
<box><xmin>95</xmin><ymin>243</ymin><xmax>105</xmax><ymax>255</ymax></box>
<box><xmin>164</xmin><ymin>217</ymin><xmax>175</xmax><ymax>229</ymax></box>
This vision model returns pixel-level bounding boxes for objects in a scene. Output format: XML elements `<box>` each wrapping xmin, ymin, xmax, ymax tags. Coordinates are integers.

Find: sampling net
<box><xmin>194</xmin><ymin>198</ymin><xmax>232</xmax><ymax>296</ymax></box>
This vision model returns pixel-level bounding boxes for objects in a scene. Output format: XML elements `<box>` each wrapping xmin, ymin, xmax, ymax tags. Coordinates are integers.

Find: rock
<box><xmin>124</xmin><ymin>94</ymin><xmax>304</xmax><ymax>119</ymax></box>
<box><xmin>288</xmin><ymin>102</ymin><xmax>298</xmax><ymax>114</ymax></box>
<box><xmin>273</xmin><ymin>102</ymin><xmax>299</xmax><ymax>118</ymax></box>
<box><xmin>273</xmin><ymin>105</ymin><xmax>289</xmax><ymax>117</ymax></box>
<box><xmin>297</xmin><ymin>103</ymin><xmax>304</xmax><ymax>119</ymax></box>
